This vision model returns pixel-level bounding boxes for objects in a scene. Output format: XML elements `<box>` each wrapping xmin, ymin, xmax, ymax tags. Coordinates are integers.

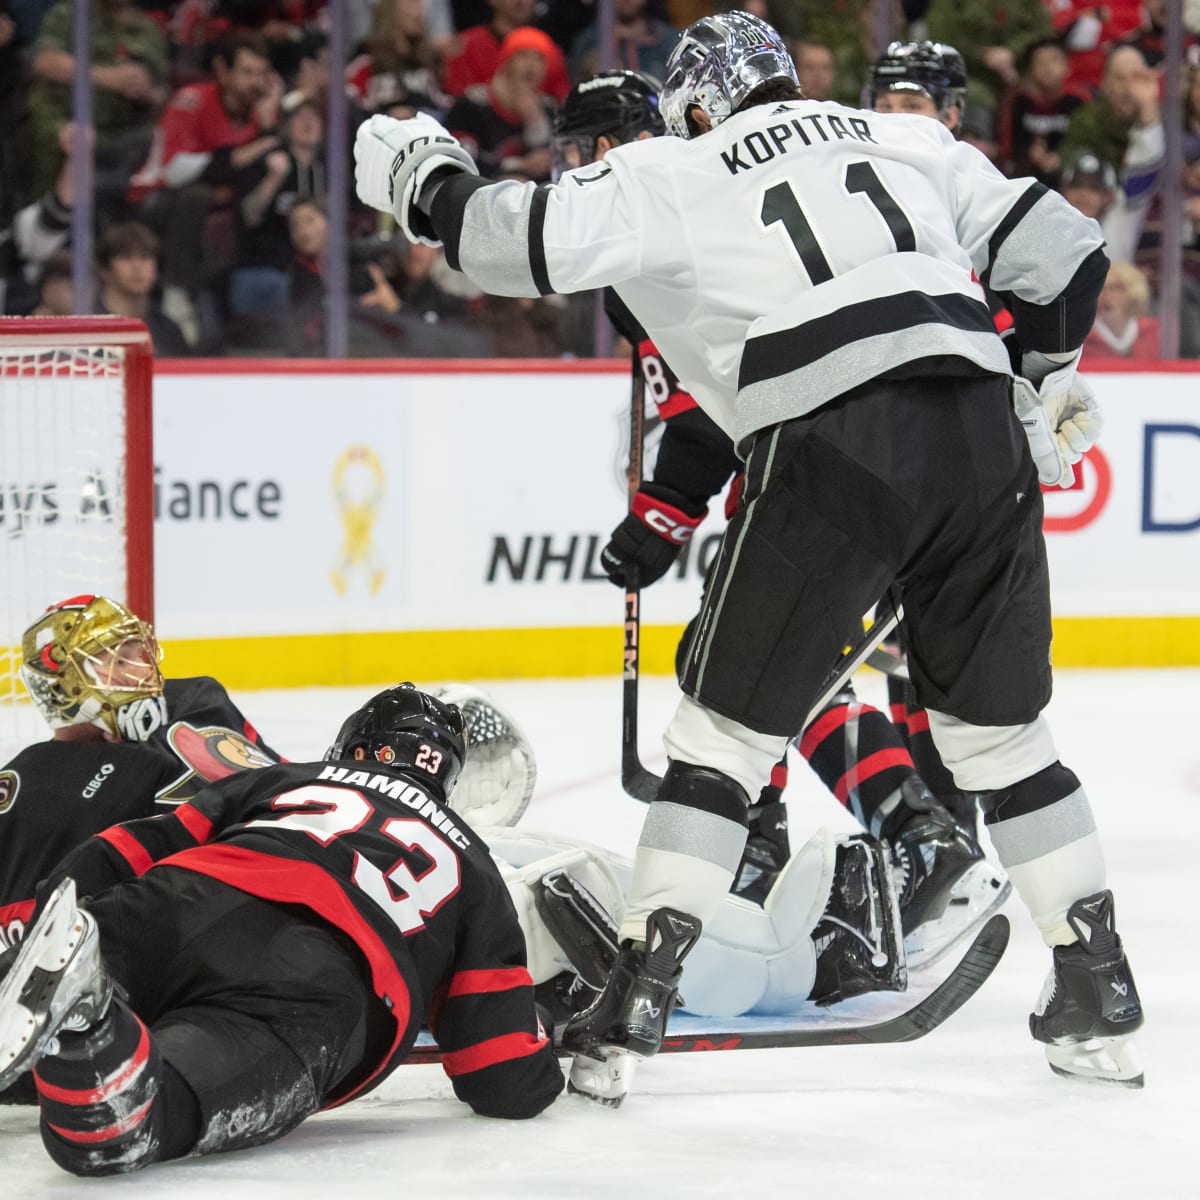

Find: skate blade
<box><xmin>0</xmin><ymin>879</ymin><xmax>87</xmax><ymax>1087</ymax></box>
<box><xmin>1046</xmin><ymin>1033</ymin><xmax>1144</xmax><ymax>1089</ymax></box>
<box><xmin>566</xmin><ymin>1048</ymin><xmax>638</xmax><ymax>1108</ymax></box>
<box><xmin>905</xmin><ymin>865</ymin><xmax>1011</xmax><ymax>971</ymax></box>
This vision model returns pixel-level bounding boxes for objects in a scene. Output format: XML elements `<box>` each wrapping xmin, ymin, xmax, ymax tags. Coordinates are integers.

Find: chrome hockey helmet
<box><xmin>660</xmin><ymin>10</ymin><xmax>798</xmax><ymax>140</ymax></box>
<box><xmin>327</xmin><ymin>682</ymin><xmax>467</xmax><ymax>798</ymax></box>
<box><xmin>868</xmin><ymin>41</ymin><xmax>968</xmax><ymax>121</ymax></box>
<box><xmin>19</xmin><ymin>595</ymin><xmax>166</xmax><ymax>741</ymax></box>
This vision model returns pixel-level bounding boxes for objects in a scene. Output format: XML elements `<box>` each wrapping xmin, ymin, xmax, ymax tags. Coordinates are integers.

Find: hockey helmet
<box><xmin>327</xmin><ymin>683</ymin><xmax>467</xmax><ymax>798</ymax></box>
<box><xmin>552</xmin><ymin>69</ymin><xmax>665</xmax><ymax>173</ymax></box>
<box><xmin>868</xmin><ymin>41</ymin><xmax>968</xmax><ymax>121</ymax></box>
<box><xmin>19</xmin><ymin>595</ymin><xmax>166</xmax><ymax>741</ymax></box>
<box><xmin>660</xmin><ymin>10</ymin><xmax>797</xmax><ymax>140</ymax></box>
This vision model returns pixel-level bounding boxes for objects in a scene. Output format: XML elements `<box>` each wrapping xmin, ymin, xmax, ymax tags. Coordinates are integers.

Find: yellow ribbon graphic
<box><xmin>331</xmin><ymin>445</ymin><xmax>386</xmax><ymax>596</ymax></box>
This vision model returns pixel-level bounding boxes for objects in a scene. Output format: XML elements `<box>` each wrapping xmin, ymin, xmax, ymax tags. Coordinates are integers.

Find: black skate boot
<box><xmin>0</xmin><ymin>878</ymin><xmax>113</xmax><ymax>1090</ymax></box>
<box><xmin>889</xmin><ymin>775</ymin><xmax>1010</xmax><ymax>970</ymax></box>
<box><xmin>732</xmin><ymin>797</ymin><xmax>790</xmax><ymax>905</ymax></box>
<box><xmin>562</xmin><ymin>907</ymin><xmax>701</xmax><ymax>1106</ymax></box>
<box><xmin>810</xmin><ymin>835</ymin><xmax>907</xmax><ymax>1006</ymax></box>
<box><xmin>532</xmin><ymin>869</ymin><xmax>619</xmax><ymax>1030</ymax></box>
<box><xmin>1030</xmin><ymin>890</ymin><xmax>1144</xmax><ymax>1087</ymax></box>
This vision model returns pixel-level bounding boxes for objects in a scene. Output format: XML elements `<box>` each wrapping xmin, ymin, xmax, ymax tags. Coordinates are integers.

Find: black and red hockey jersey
<box><xmin>40</xmin><ymin>758</ymin><xmax>564</xmax><ymax>1118</ymax></box>
<box><xmin>0</xmin><ymin>677</ymin><xmax>281</xmax><ymax>949</ymax></box>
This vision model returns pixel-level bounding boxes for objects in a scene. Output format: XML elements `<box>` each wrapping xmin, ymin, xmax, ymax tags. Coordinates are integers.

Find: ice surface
<box><xmin>1</xmin><ymin>669</ymin><xmax>1194</xmax><ymax>1197</ymax></box>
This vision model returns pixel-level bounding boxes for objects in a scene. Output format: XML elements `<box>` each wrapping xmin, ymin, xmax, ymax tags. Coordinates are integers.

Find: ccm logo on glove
<box><xmin>632</xmin><ymin>491</ymin><xmax>702</xmax><ymax>543</ymax></box>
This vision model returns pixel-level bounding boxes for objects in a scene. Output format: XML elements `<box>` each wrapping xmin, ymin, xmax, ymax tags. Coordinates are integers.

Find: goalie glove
<box><xmin>353</xmin><ymin>113</ymin><xmax>478</xmax><ymax>247</ymax></box>
<box><xmin>600</xmin><ymin>483</ymin><xmax>707</xmax><ymax>589</ymax></box>
<box><xmin>1011</xmin><ymin>356</ymin><xmax>1103</xmax><ymax>489</ymax></box>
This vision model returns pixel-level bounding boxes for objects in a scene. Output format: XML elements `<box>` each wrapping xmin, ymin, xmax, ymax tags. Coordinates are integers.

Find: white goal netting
<box><xmin>1</xmin><ymin>321</ymin><xmax>152</xmax><ymax>761</ymax></box>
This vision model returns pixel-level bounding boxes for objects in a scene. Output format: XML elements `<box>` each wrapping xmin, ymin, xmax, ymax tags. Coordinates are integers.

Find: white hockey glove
<box><xmin>353</xmin><ymin>113</ymin><xmax>478</xmax><ymax>247</ymax></box>
<box><xmin>1011</xmin><ymin>356</ymin><xmax>1103</xmax><ymax>489</ymax></box>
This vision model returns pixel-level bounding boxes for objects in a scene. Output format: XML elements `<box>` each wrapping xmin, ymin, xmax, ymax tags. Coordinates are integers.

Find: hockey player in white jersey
<box><xmin>354</xmin><ymin>11</ymin><xmax>1143</xmax><ymax>1095</ymax></box>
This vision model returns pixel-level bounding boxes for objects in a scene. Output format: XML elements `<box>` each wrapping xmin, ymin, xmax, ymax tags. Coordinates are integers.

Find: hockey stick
<box><xmin>621</xmin><ymin>587</ymin><xmax>905</xmax><ymax>805</ymax></box>
<box><xmin>404</xmin><ymin>912</ymin><xmax>1008</xmax><ymax>1064</ymax></box>
<box><xmin>620</xmin><ymin>351</ymin><xmax>661</xmax><ymax>804</ymax></box>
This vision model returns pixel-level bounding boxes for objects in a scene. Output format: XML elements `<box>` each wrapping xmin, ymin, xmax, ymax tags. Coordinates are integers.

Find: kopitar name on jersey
<box><xmin>719</xmin><ymin>105</ymin><xmax>878</xmax><ymax>175</ymax></box>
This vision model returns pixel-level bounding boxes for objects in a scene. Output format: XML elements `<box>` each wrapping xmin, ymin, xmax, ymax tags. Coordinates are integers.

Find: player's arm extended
<box><xmin>354</xmin><ymin>113</ymin><xmax>647</xmax><ymax>297</ymax></box>
<box><xmin>427</xmin><ymin>879</ymin><xmax>564</xmax><ymax>1119</ymax></box>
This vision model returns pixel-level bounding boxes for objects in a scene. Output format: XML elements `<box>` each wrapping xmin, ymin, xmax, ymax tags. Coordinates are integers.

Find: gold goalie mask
<box><xmin>20</xmin><ymin>595</ymin><xmax>166</xmax><ymax>742</ymax></box>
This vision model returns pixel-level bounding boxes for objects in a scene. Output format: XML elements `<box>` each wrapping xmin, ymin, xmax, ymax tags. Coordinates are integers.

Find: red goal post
<box><xmin>0</xmin><ymin>316</ymin><xmax>154</xmax><ymax>757</ymax></box>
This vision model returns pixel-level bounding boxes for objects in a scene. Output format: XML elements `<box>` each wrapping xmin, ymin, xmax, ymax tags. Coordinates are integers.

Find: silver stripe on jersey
<box><xmin>986</xmin><ymin>786</ymin><xmax>1096</xmax><ymax>867</ymax></box>
<box><xmin>638</xmin><ymin>800</ymin><xmax>748</xmax><ymax>873</ymax></box>
<box><xmin>989</xmin><ymin>189</ymin><xmax>1104</xmax><ymax>302</ymax></box>
<box><xmin>735</xmin><ymin>324</ymin><xmax>1010</xmax><ymax>445</ymax></box>
<box><xmin>691</xmin><ymin>425</ymin><xmax>782</xmax><ymax>691</ymax></box>
<box><xmin>457</xmin><ymin>180</ymin><xmax>544</xmax><ymax>297</ymax></box>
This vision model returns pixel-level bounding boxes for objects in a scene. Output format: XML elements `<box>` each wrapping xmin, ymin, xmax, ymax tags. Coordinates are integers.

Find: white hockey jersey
<box><xmin>433</xmin><ymin>99</ymin><xmax>1104</xmax><ymax>447</ymax></box>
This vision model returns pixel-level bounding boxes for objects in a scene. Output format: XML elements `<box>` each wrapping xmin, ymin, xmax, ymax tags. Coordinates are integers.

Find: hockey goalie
<box><xmin>433</xmin><ymin>684</ymin><xmax>906</xmax><ymax>1024</ymax></box>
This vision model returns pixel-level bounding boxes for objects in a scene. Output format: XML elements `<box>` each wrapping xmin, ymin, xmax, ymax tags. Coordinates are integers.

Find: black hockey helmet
<box><xmin>868</xmin><ymin>41</ymin><xmax>968</xmax><ymax>120</ymax></box>
<box><xmin>552</xmin><ymin>69</ymin><xmax>664</xmax><ymax>174</ymax></box>
<box><xmin>327</xmin><ymin>683</ymin><xmax>467</xmax><ymax>797</ymax></box>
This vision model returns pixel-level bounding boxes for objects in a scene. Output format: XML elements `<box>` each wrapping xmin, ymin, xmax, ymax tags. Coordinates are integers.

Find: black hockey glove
<box><xmin>600</xmin><ymin>483</ymin><xmax>707</xmax><ymax>588</ymax></box>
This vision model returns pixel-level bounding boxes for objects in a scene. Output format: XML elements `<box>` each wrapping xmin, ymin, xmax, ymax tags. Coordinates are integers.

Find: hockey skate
<box><xmin>0</xmin><ymin>878</ymin><xmax>113</xmax><ymax>1090</ymax></box>
<box><xmin>562</xmin><ymin>907</ymin><xmax>701</xmax><ymax>1107</ymax></box>
<box><xmin>810</xmin><ymin>835</ymin><xmax>907</xmax><ymax>1006</ymax></box>
<box><xmin>732</xmin><ymin>798</ymin><xmax>790</xmax><ymax>904</ymax></box>
<box><xmin>532</xmin><ymin>868</ymin><xmax>619</xmax><ymax>1029</ymax></box>
<box><xmin>890</xmin><ymin>777</ymin><xmax>1010</xmax><ymax>970</ymax></box>
<box><xmin>1030</xmin><ymin>890</ymin><xmax>1144</xmax><ymax>1088</ymax></box>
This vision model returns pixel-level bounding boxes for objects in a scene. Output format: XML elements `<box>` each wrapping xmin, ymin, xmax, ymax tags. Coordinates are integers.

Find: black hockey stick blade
<box><xmin>402</xmin><ymin>914</ymin><xmax>1009</xmax><ymax>1066</ymax></box>
<box><xmin>656</xmin><ymin>912</ymin><xmax>1009</xmax><ymax>1053</ymax></box>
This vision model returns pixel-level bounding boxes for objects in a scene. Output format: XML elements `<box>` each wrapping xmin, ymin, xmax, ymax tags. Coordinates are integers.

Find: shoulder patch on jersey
<box><xmin>0</xmin><ymin>769</ymin><xmax>20</xmax><ymax>814</ymax></box>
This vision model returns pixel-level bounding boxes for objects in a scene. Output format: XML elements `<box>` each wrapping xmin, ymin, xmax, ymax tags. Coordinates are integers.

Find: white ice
<box><xmin>1</xmin><ymin>668</ymin><xmax>1195</xmax><ymax>1198</ymax></box>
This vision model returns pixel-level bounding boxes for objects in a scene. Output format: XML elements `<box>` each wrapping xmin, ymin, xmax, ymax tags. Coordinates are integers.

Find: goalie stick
<box><xmin>404</xmin><ymin>912</ymin><xmax>1009</xmax><ymax>1064</ymax></box>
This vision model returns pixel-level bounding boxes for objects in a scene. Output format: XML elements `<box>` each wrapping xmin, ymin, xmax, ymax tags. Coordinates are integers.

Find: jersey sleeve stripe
<box><xmin>172</xmin><ymin>803</ymin><xmax>213</xmax><ymax>843</ymax></box>
<box><xmin>439</xmin><ymin>1030</ymin><xmax>550</xmax><ymax>1077</ymax></box>
<box><xmin>527</xmin><ymin>186</ymin><xmax>552</xmax><ymax>296</ymax></box>
<box><xmin>431</xmin><ymin>174</ymin><xmax>494</xmax><ymax>272</ymax></box>
<box><xmin>447</xmin><ymin>966</ymin><xmax>533</xmax><ymax>998</ymax></box>
<box><xmin>982</xmin><ymin>181</ymin><xmax>1048</xmax><ymax>282</ymax></box>
<box><xmin>97</xmin><ymin>827</ymin><xmax>156</xmax><ymax>876</ymax></box>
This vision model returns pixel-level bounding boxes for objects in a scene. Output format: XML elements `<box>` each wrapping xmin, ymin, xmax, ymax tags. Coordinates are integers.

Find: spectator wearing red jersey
<box><xmin>443</xmin><ymin>0</ymin><xmax>569</xmax><ymax>102</ymax></box>
<box><xmin>444</xmin><ymin>27</ymin><xmax>556</xmax><ymax>180</ymax></box>
<box><xmin>130</xmin><ymin>31</ymin><xmax>283</xmax><ymax>348</ymax></box>
<box><xmin>1083</xmin><ymin>259</ymin><xmax>1160</xmax><ymax>359</ymax></box>
<box><xmin>998</xmin><ymin>37</ymin><xmax>1092</xmax><ymax>186</ymax></box>
<box><xmin>1044</xmin><ymin>0</ymin><xmax>1142</xmax><ymax>91</ymax></box>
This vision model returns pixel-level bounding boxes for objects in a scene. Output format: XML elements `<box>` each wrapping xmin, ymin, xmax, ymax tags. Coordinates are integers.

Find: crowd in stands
<box><xmin>0</xmin><ymin>0</ymin><xmax>1197</xmax><ymax>360</ymax></box>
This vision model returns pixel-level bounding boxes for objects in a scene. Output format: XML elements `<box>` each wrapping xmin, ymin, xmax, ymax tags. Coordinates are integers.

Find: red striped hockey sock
<box><xmin>34</xmin><ymin>999</ymin><xmax>168</xmax><ymax>1175</ymax></box>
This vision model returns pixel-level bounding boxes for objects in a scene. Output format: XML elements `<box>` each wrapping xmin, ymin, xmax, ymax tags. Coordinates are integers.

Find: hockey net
<box><xmin>0</xmin><ymin>317</ymin><xmax>154</xmax><ymax>761</ymax></box>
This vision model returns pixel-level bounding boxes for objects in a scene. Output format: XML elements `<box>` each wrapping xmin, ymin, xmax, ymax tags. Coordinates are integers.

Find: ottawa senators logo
<box><xmin>156</xmin><ymin>723</ymin><xmax>278</xmax><ymax>806</ymax></box>
<box><xmin>0</xmin><ymin>770</ymin><xmax>19</xmax><ymax>814</ymax></box>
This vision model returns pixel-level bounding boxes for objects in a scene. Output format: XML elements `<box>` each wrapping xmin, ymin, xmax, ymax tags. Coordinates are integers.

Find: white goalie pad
<box><xmin>680</xmin><ymin>829</ymin><xmax>845</xmax><ymax>1017</ymax></box>
<box><xmin>431</xmin><ymin>683</ymin><xmax>537</xmax><ymax>827</ymax></box>
<box><xmin>488</xmin><ymin>826</ymin><xmax>869</xmax><ymax>1018</ymax></box>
